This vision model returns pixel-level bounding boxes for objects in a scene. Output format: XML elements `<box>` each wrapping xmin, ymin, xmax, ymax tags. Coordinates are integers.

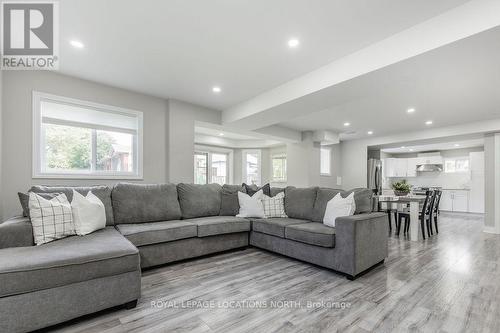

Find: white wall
<box><xmin>484</xmin><ymin>133</ymin><xmax>500</xmax><ymax>232</ymax></box>
<box><xmin>319</xmin><ymin>143</ymin><xmax>342</xmax><ymax>188</ymax></box>
<box><xmin>340</xmin><ymin>140</ymin><xmax>368</xmax><ymax>189</ymax></box>
<box><xmin>167</xmin><ymin>99</ymin><xmax>220</xmax><ymax>183</ymax></box>
<box><xmin>1</xmin><ymin>71</ymin><xmax>221</xmax><ymax>219</ymax></box>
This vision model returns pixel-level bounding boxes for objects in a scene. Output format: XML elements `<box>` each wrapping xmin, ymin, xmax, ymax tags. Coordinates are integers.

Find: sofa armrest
<box><xmin>334</xmin><ymin>212</ymin><xmax>388</xmax><ymax>277</ymax></box>
<box><xmin>0</xmin><ymin>216</ymin><xmax>34</xmax><ymax>249</ymax></box>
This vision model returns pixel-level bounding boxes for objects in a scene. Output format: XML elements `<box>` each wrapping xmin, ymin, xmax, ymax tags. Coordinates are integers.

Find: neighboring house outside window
<box><xmin>271</xmin><ymin>154</ymin><xmax>287</xmax><ymax>182</ymax></box>
<box><xmin>32</xmin><ymin>92</ymin><xmax>143</xmax><ymax>179</ymax></box>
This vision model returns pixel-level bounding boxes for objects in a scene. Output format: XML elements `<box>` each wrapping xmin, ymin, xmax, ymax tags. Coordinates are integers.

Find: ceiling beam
<box><xmin>222</xmin><ymin>0</ymin><xmax>500</xmax><ymax>130</ymax></box>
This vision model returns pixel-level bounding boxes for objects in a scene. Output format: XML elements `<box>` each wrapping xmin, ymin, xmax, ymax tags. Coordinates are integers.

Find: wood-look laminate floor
<box><xmin>47</xmin><ymin>212</ymin><xmax>500</xmax><ymax>333</ymax></box>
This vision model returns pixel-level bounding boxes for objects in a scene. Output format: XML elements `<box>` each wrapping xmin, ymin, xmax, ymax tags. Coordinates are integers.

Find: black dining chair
<box><xmin>431</xmin><ymin>190</ymin><xmax>442</xmax><ymax>233</ymax></box>
<box><xmin>396</xmin><ymin>190</ymin><xmax>432</xmax><ymax>239</ymax></box>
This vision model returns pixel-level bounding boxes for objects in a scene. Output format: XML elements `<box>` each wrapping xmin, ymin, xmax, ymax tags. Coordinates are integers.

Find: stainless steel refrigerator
<box><xmin>367</xmin><ymin>159</ymin><xmax>382</xmax><ymax>195</ymax></box>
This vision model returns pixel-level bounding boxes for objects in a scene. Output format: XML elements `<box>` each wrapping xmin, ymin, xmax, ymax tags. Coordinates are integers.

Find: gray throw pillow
<box><xmin>243</xmin><ymin>183</ymin><xmax>271</xmax><ymax>196</ymax></box>
<box><xmin>177</xmin><ymin>183</ymin><xmax>222</xmax><ymax>219</ymax></box>
<box><xmin>18</xmin><ymin>192</ymin><xmax>60</xmax><ymax>218</ymax></box>
<box><xmin>284</xmin><ymin>186</ymin><xmax>318</xmax><ymax>221</ymax></box>
<box><xmin>220</xmin><ymin>184</ymin><xmax>246</xmax><ymax>216</ymax></box>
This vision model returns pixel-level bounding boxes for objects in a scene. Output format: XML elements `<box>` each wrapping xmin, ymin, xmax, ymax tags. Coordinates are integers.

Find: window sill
<box><xmin>33</xmin><ymin>173</ymin><xmax>143</xmax><ymax>180</ymax></box>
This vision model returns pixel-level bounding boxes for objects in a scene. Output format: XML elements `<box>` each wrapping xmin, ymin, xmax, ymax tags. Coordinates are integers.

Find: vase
<box><xmin>394</xmin><ymin>190</ymin><xmax>409</xmax><ymax>196</ymax></box>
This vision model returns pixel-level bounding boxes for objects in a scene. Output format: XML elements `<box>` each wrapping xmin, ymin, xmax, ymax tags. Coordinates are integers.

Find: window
<box><xmin>33</xmin><ymin>92</ymin><xmax>143</xmax><ymax>178</ymax></box>
<box><xmin>194</xmin><ymin>150</ymin><xmax>230</xmax><ymax>185</ymax></box>
<box><xmin>272</xmin><ymin>154</ymin><xmax>287</xmax><ymax>182</ymax></box>
<box><xmin>320</xmin><ymin>147</ymin><xmax>331</xmax><ymax>176</ymax></box>
<box><xmin>444</xmin><ymin>158</ymin><xmax>470</xmax><ymax>173</ymax></box>
<box><xmin>243</xmin><ymin>150</ymin><xmax>261</xmax><ymax>185</ymax></box>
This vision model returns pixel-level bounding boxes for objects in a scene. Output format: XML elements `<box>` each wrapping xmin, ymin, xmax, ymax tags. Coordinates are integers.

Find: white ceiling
<box><xmin>279</xmin><ymin>26</ymin><xmax>500</xmax><ymax>140</ymax></box>
<box><xmin>59</xmin><ymin>0</ymin><xmax>469</xmax><ymax>110</ymax></box>
<box><xmin>380</xmin><ymin>138</ymin><xmax>484</xmax><ymax>154</ymax></box>
<box><xmin>194</xmin><ymin>126</ymin><xmax>256</xmax><ymax>140</ymax></box>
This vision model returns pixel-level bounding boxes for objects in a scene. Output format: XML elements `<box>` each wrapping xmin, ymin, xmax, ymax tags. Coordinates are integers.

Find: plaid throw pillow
<box><xmin>29</xmin><ymin>192</ymin><xmax>75</xmax><ymax>245</ymax></box>
<box><xmin>262</xmin><ymin>192</ymin><xmax>287</xmax><ymax>218</ymax></box>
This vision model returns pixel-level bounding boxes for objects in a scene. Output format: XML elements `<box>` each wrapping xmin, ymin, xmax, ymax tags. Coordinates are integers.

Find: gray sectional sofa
<box><xmin>0</xmin><ymin>183</ymin><xmax>388</xmax><ymax>333</ymax></box>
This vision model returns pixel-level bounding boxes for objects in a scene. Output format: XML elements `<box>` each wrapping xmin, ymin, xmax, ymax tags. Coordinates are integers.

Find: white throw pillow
<box><xmin>262</xmin><ymin>192</ymin><xmax>287</xmax><ymax>218</ymax></box>
<box><xmin>29</xmin><ymin>192</ymin><xmax>75</xmax><ymax>245</ymax></box>
<box><xmin>71</xmin><ymin>190</ymin><xmax>106</xmax><ymax>235</ymax></box>
<box><xmin>323</xmin><ymin>193</ymin><xmax>356</xmax><ymax>227</ymax></box>
<box><xmin>236</xmin><ymin>190</ymin><xmax>265</xmax><ymax>218</ymax></box>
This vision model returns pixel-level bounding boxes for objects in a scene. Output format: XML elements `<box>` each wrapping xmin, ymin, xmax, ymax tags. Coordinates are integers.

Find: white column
<box><xmin>484</xmin><ymin>133</ymin><xmax>500</xmax><ymax>234</ymax></box>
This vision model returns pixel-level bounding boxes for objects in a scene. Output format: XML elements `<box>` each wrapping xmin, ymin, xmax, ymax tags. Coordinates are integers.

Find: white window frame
<box><xmin>32</xmin><ymin>91</ymin><xmax>143</xmax><ymax>179</ymax></box>
<box><xmin>242</xmin><ymin>149</ymin><xmax>262</xmax><ymax>185</ymax></box>
<box><xmin>444</xmin><ymin>157</ymin><xmax>470</xmax><ymax>174</ymax></box>
<box><xmin>194</xmin><ymin>145</ymin><xmax>233</xmax><ymax>184</ymax></box>
<box><xmin>271</xmin><ymin>153</ymin><xmax>287</xmax><ymax>183</ymax></box>
<box><xmin>320</xmin><ymin>147</ymin><xmax>332</xmax><ymax>176</ymax></box>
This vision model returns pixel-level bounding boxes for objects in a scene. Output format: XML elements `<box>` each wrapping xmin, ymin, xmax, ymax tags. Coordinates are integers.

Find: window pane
<box><xmin>444</xmin><ymin>160</ymin><xmax>456</xmax><ymax>173</ymax></box>
<box><xmin>456</xmin><ymin>159</ymin><xmax>469</xmax><ymax>172</ymax></box>
<box><xmin>194</xmin><ymin>153</ymin><xmax>208</xmax><ymax>184</ymax></box>
<box><xmin>272</xmin><ymin>156</ymin><xmax>286</xmax><ymax>181</ymax></box>
<box><xmin>320</xmin><ymin>148</ymin><xmax>331</xmax><ymax>175</ymax></box>
<box><xmin>96</xmin><ymin>130</ymin><xmax>133</xmax><ymax>172</ymax></box>
<box><xmin>43</xmin><ymin>123</ymin><xmax>91</xmax><ymax>172</ymax></box>
<box><xmin>246</xmin><ymin>152</ymin><xmax>260</xmax><ymax>185</ymax></box>
<box><xmin>211</xmin><ymin>153</ymin><xmax>227</xmax><ymax>185</ymax></box>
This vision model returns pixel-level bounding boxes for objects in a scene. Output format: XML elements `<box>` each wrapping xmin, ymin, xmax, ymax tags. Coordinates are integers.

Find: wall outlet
<box><xmin>336</xmin><ymin>176</ymin><xmax>342</xmax><ymax>186</ymax></box>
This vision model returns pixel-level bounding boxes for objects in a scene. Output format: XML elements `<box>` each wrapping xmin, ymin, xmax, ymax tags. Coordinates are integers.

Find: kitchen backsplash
<box><xmin>386</xmin><ymin>172</ymin><xmax>471</xmax><ymax>189</ymax></box>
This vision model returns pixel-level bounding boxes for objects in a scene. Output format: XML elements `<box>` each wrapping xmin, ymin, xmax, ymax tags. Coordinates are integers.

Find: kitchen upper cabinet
<box><xmin>416</xmin><ymin>155</ymin><xmax>443</xmax><ymax>165</ymax></box>
<box><xmin>406</xmin><ymin>158</ymin><xmax>418</xmax><ymax>177</ymax></box>
<box><xmin>384</xmin><ymin>158</ymin><xmax>414</xmax><ymax>177</ymax></box>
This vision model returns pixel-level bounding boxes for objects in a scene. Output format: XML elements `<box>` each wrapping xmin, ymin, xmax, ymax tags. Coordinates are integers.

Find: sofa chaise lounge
<box><xmin>0</xmin><ymin>183</ymin><xmax>388</xmax><ymax>332</ymax></box>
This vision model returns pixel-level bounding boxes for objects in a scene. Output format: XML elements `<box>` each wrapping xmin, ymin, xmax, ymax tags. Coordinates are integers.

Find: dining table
<box><xmin>377</xmin><ymin>195</ymin><xmax>427</xmax><ymax>241</ymax></box>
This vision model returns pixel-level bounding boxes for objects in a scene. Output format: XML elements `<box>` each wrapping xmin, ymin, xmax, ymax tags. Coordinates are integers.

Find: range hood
<box><xmin>416</xmin><ymin>164</ymin><xmax>443</xmax><ymax>172</ymax></box>
<box><xmin>416</xmin><ymin>152</ymin><xmax>443</xmax><ymax>172</ymax></box>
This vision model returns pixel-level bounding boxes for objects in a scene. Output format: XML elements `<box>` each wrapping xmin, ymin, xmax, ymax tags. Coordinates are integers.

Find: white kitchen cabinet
<box><xmin>440</xmin><ymin>190</ymin><xmax>453</xmax><ymax>211</ymax></box>
<box><xmin>416</xmin><ymin>155</ymin><xmax>443</xmax><ymax>165</ymax></box>
<box><xmin>453</xmin><ymin>191</ymin><xmax>469</xmax><ymax>212</ymax></box>
<box><xmin>469</xmin><ymin>152</ymin><xmax>484</xmax><ymax>213</ymax></box>
<box><xmin>406</xmin><ymin>158</ymin><xmax>418</xmax><ymax>177</ymax></box>
<box><xmin>440</xmin><ymin>190</ymin><xmax>469</xmax><ymax>212</ymax></box>
<box><xmin>384</xmin><ymin>158</ymin><xmax>409</xmax><ymax>177</ymax></box>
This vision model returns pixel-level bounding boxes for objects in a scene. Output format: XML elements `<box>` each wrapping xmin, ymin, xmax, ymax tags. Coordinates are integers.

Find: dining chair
<box><xmin>396</xmin><ymin>190</ymin><xmax>432</xmax><ymax>239</ymax></box>
<box><xmin>432</xmin><ymin>190</ymin><xmax>442</xmax><ymax>233</ymax></box>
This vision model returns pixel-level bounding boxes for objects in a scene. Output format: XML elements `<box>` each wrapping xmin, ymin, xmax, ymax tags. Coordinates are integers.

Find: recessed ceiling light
<box><xmin>343</xmin><ymin>122</ymin><xmax>350</xmax><ymax>127</ymax></box>
<box><xmin>409</xmin><ymin>148</ymin><xmax>414</xmax><ymax>152</ymax></box>
<box><xmin>70</xmin><ymin>40</ymin><xmax>84</xmax><ymax>49</ymax></box>
<box><xmin>401</xmin><ymin>146</ymin><xmax>406</xmax><ymax>149</ymax></box>
<box><xmin>425</xmin><ymin>120</ymin><xmax>433</xmax><ymax>125</ymax></box>
<box><xmin>454</xmin><ymin>143</ymin><xmax>460</xmax><ymax>147</ymax></box>
<box><xmin>212</xmin><ymin>86</ymin><xmax>221</xmax><ymax>93</ymax></box>
<box><xmin>218</xmin><ymin>133</ymin><xmax>224</xmax><ymax>136</ymax></box>
<box><xmin>407</xmin><ymin>108</ymin><xmax>415</xmax><ymax>113</ymax></box>
<box><xmin>288</xmin><ymin>38</ymin><xmax>300</xmax><ymax>48</ymax></box>
<box><xmin>367</xmin><ymin>131</ymin><xmax>373</xmax><ymax>135</ymax></box>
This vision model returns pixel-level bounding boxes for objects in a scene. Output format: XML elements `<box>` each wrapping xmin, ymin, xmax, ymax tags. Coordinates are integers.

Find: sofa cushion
<box><xmin>177</xmin><ymin>183</ymin><xmax>222</xmax><ymax>219</ymax></box>
<box><xmin>285</xmin><ymin>222</ymin><xmax>336</xmax><ymax>248</ymax></box>
<box><xmin>344</xmin><ymin>188</ymin><xmax>373</xmax><ymax>214</ymax></box>
<box><xmin>284</xmin><ymin>187</ymin><xmax>318</xmax><ymax>221</ymax></box>
<box><xmin>187</xmin><ymin>216</ymin><xmax>251</xmax><ymax>237</ymax></box>
<box><xmin>220</xmin><ymin>184</ymin><xmax>246</xmax><ymax>216</ymax></box>
<box><xmin>30</xmin><ymin>185</ymin><xmax>114</xmax><ymax>225</ymax></box>
<box><xmin>116</xmin><ymin>220</ymin><xmax>196</xmax><ymax>246</ymax></box>
<box><xmin>311</xmin><ymin>188</ymin><xmax>344</xmax><ymax>222</ymax></box>
<box><xmin>112</xmin><ymin>183</ymin><xmax>181</xmax><ymax>224</ymax></box>
<box><xmin>251</xmin><ymin>217</ymin><xmax>310</xmax><ymax>238</ymax></box>
<box><xmin>0</xmin><ymin>227</ymin><xmax>139</xmax><ymax>298</ymax></box>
